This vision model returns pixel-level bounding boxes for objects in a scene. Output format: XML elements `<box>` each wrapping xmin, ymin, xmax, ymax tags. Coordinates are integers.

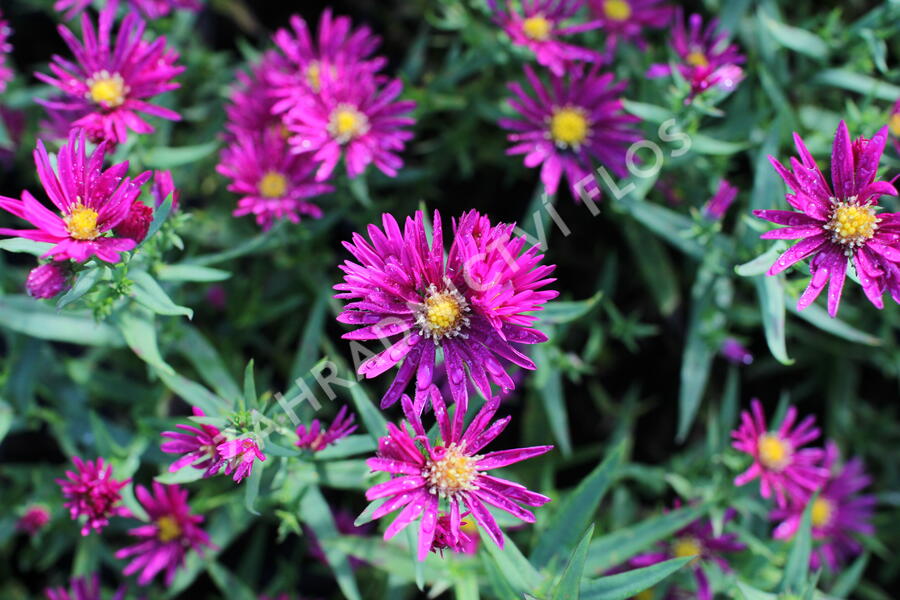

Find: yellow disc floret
<box><xmin>757</xmin><ymin>433</ymin><xmax>793</xmax><ymax>471</ymax></box>
<box><xmin>306</xmin><ymin>61</ymin><xmax>322</xmax><ymax>92</ymax></box>
<box><xmin>890</xmin><ymin>113</ymin><xmax>900</xmax><ymax>138</ymax></box>
<box><xmin>603</xmin><ymin>0</ymin><xmax>632</xmax><ymax>21</ymax></box>
<box><xmin>686</xmin><ymin>50</ymin><xmax>709</xmax><ymax>68</ymax></box>
<box><xmin>672</xmin><ymin>537</ymin><xmax>702</xmax><ymax>561</ymax></box>
<box><xmin>259</xmin><ymin>171</ymin><xmax>288</xmax><ymax>198</ymax></box>
<box><xmin>549</xmin><ymin>106</ymin><xmax>590</xmax><ymax>148</ymax></box>
<box><xmin>522</xmin><ymin>15</ymin><xmax>552</xmax><ymax>41</ymax></box>
<box><xmin>157</xmin><ymin>515</ymin><xmax>182</xmax><ymax>542</ymax></box>
<box><xmin>86</xmin><ymin>70</ymin><xmax>128</xmax><ymax>108</ymax></box>
<box><xmin>825</xmin><ymin>198</ymin><xmax>879</xmax><ymax>255</ymax></box>
<box><xmin>65</xmin><ymin>204</ymin><xmax>101</xmax><ymax>240</ymax></box>
<box><xmin>328</xmin><ymin>104</ymin><xmax>370</xmax><ymax>144</ymax></box>
<box><xmin>811</xmin><ymin>497</ymin><xmax>835</xmax><ymax>528</ymax></box>
<box><xmin>424</xmin><ymin>443</ymin><xmax>481</xmax><ymax>497</ymax></box>
<box><xmin>415</xmin><ymin>279</ymin><xmax>471</xmax><ymax>341</ymax></box>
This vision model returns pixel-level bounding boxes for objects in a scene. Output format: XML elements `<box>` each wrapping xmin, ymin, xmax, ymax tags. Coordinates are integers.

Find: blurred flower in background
<box><xmin>0</xmin><ymin>9</ymin><xmax>12</xmax><ymax>92</ymax></box>
<box><xmin>296</xmin><ymin>405</ymin><xmax>357</xmax><ymax>452</ymax></box>
<box><xmin>17</xmin><ymin>505</ymin><xmax>51</xmax><ymax>536</ymax></box>
<box><xmin>587</xmin><ymin>0</ymin><xmax>673</xmax><ymax>58</ymax></box>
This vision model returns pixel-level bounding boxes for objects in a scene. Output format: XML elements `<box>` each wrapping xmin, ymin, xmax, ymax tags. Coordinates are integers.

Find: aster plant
<box><xmin>335</xmin><ymin>208</ymin><xmax>556</xmax><ymax>414</ymax></box>
<box><xmin>57</xmin><ymin>456</ymin><xmax>130</xmax><ymax>536</ymax></box>
<box><xmin>499</xmin><ymin>64</ymin><xmax>641</xmax><ymax>199</ymax></box>
<box><xmin>296</xmin><ymin>405</ymin><xmax>358</xmax><ymax>452</ymax></box>
<box><xmin>755</xmin><ymin>121</ymin><xmax>900</xmax><ymax>316</ymax></box>
<box><xmin>36</xmin><ymin>5</ymin><xmax>183</xmax><ymax>144</ymax></box>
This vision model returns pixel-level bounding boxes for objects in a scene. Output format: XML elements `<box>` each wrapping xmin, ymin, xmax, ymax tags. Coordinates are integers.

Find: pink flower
<box><xmin>57</xmin><ymin>456</ymin><xmax>130</xmax><ymax>536</ymax></box>
<box><xmin>732</xmin><ymin>399</ymin><xmax>829</xmax><ymax>508</ymax></box>
<box><xmin>225</xmin><ymin>50</ymin><xmax>288</xmax><ymax>140</ymax></box>
<box><xmin>217</xmin><ymin>437</ymin><xmax>266</xmax><ymax>483</ymax></box>
<box><xmin>18</xmin><ymin>505</ymin><xmax>51</xmax><ymax>536</ymax></box>
<box><xmin>296</xmin><ymin>405</ymin><xmax>357</xmax><ymax>452</ymax></box>
<box><xmin>430</xmin><ymin>512</ymin><xmax>479</xmax><ymax>556</ymax></box>
<box><xmin>217</xmin><ymin>128</ymin><xmax>331</xmax><ymax>230</ymax></box>
<box><xmin>115</xmin><ymin>482</ymin><xmax>213</xmax><ymax>586</ymax></box>
<box><xmin>45</xmin><ymin>574</ymin><xmax>125</xmax><ymax>600</ymax></box>
<box><xmin>587</xmin><ymin>0</ymin><xmax>673</xmax><ymax>58</ymax></box>
<box><xmin>160</xmin><ymin>407</ymin><xmax>225</xmax><ymax>478</ymax></box>
<box><xmin>0</xmin><ymin>131</ymin><xmax>151</xmax><ymax>264</ymax></box>
<box><xmin>719</xmin><ymin>337</ymin><xmax>753</xmax><ymax>366</ymax></box>
<box><xmin>36</xmin><ymin>4</ymin><xmax>183</xmax><ymax>144</ymax></box>
<box><xmin>152</xmin><ymin>170</ymin><xmax>179</xmax><ymax>211</ymax></box>
<box><xmin>26</xmin><ymin>263</ymin><xmax>71</xmax><ymax>299</ymax></box>
<box><xmin>0</xmin><ymin>9</ymin><xmax>12</xmax><ymax>93</ymax></box>
<box><xmin>487</xmin><ymin>0</ymin><xmax>604</xmax><ymax>76</ymax></box>
<box><xmin>755</xmin><ymin>121</ymin><xmax>900</xmax><ymax>316</ymax></box>
<box><xmin>114</xmin><ymin>201</ymin><xmax>153</xmax><ymax>243</ymax></box>
<box><xmin>365</xmin><ymin>388</ymin><xmax>552</xmax><ymax>560</ymax></box>
<box><xmin>703</xmin><ymin>179</ymin><xmax>738</xmax><ymax>220</ymax></box>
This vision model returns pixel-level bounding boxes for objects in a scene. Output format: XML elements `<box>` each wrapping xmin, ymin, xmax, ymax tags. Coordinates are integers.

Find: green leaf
<box><xmin>144</xmin><ymin>195</ymin><xmax>173</xmax><ymax>244</ymax></box>
<box><xmin>787</xmin><ymin>300</ymin><xmax>881</xmax><ymax>346</ymax></box>
<box><xmin>299</xmin><ymin>486</ymin><xmax>362</xmax><ymax>600</ymax></box>
<box><xmin>533</xmin><ymin>346</ymin><xmax>571</xmax><ymax>456</ymax></box>
<box><xmin>759</xmin><ymin>12</ymin><xmax>829</xmax><ymax>60</ymax></box>
<box><xmin>142</xmin><ymin>140</ymin><xmax>220</xmax><ymax>169</ymax></box>
<box><xmin>130</xmin><ymin>270</ymin><xmax>193</xmax><ymax>318</ymax></box>
<box><xmin>481</xmin><ymin>527</ymin><xmax>544</xmax><ymax>594</ymax></box>
<box><xmin>290</xmin><ymin>293</ymin><xmax>328</xmax><ymax>381</ymax></box>
<box><xmin>551</xmin><ymin>525</ymin><xmax>594</xmax><ymax>600</ymax></box>
<box><xmin>57</xmin><ymin>267</ymin><xmax>103</xmax><ymax>309</ymax></box>
<box><xmin>734</xmin><ymin>245</ymin><xmax>781</xmax><ymax>278</ymax></box>
<box><xmin>532</xmin><ymin>443</ymin><xmax>622</xmax><ymax>568</ymax></box>
<box><xmin>206</xmin><ymin>562</ymin><xmax>257</xmax><ymax>600</ymax></box>
<box><xmin>0</xmin><ymin>239</ymin><xmax>54</xmax><ymax>255</ymax></box>
<box><xmin>735</xmin><ymin>582</ymin><xmax>777</xmax><ymax>600</ymax></box>
<box><xmin>349</xmin><ymin>379</ymin><xmax>388</xmax><ymax>442</ymax></box>
<box><xmin>690</xmin><ymin>134</ymin><xmax>748</xmax><ymax>155</ymax></box>
<box><xmin>243</xmin><ymin>360</ymin><xmax>257</xmax><ymax>410</ymax></box>
<box><xmin>0</xmin><ymin>400</ymin><xmax>12</xmax><ymax>445</ymax></box>
<box><xmin>580</xmin><ymin>557</ymin><xmax>692</xmax><ymax>600</ymax></box>
<box><xmin>541</xmin><ymin>292</ymin><xmax>603</xmax><ymax>324</ymax></box>
<box><xmin>177</xmin><ymin>327</ymin><xmax>241</xmax><ymax>407</ymax></box>
<box><xmin>619</xmin><ymin>199</ymin><xmax>707</xmax><ymax>259</ymax></box>
<box><xmin>814</xmin><ymin>69</ymin><xmax>900</xmax><ymax>101</ymax></box>
<box><xmin>113</xmin><ymin>306</ymin><xmax>175</xmax><ymax>375</ymax></box>
<box><xmin>243</xmin><ymin>458</ymin><xmax>262</xmax><ymax>516</ymax></box>
<box><xmin>622</xmin><ymin>221</ymin><xmax>679</xmax><ymax>315</ymax></box>
<box><xmin>755</xmin><ymin>275</ymin><xmax>794</xmax><ymax>365</ymax></box>
<box><xmin>779</xmin><ymin>493</ymin><xmax>815</xmax><ymax>593</ymax></box>
<box><xmin>621</xmin><ymin>99</ymin><xmax>672</xmax><ymax>124</ymax></box>
<box><xmin>0</xmin><ymin>295</ymin><xmax>124</xmax><ymax>347</ymax></box>
<box><xmin>829</xmin><ymin>552</ymin><xmax>868</xmax><ymax>598</ymax></box>
<box><xmin>584</xmin><ymin>505</ymin><xmax>705</xmax><ymax>573</ymax></box>
<box><xmin>156</xmin><ymin>263</ymin><xmax>231</xmax><ymax>282</ymax></box>
<box><xmin>157</xmin><ymin>370</ymin><xmax>229</xmax><ymax>416</ymax></box>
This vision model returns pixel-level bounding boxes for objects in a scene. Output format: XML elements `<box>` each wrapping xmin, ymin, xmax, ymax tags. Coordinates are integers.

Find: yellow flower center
<box><xmin>416</xmin><ymin>281</ymin><xmax>470</xmax><ymax>341</ymax></box>
<box><xmin>328</xmin><ymin>104</ymin><xmax>370</xmax><ymax>144</ymax></box>
<box><xmin>635</xmin><ymin>590</ymin><xmax>654</xmax><ymax>600</ymax></box>
<box><xmin>424</xmin><ymin>443</ymin><xmax>481</xmax><ymax>497</ymax></box>
<box><xmin>65</xmin><ymin>204</ymin><xmax>101</xmax><ymax>240</ymax></box>
<box><xmin>672</xmin><ymin>537</ymin><xmax>702</xmax><ymax>561</ymax></box>
<box><xmin>603</xmin><ymin>0</ymin><xmax>632</xmax><ymax>21</ymax></box>
<box><xmin>890</xmin><ymin>113</ymin><xmax>900</xmax><ymax>137</ymax></box>
<box><xmin>825</xmin><ymin>199</ymin><xmax>878</xmax><ymax>253</ymax></box>
<box><xmin>258</xmin><ymin>171</ymin><xmax>288</xmax><ymax>198</ymax></box>
<box><xmin>687</xmin><ymin>50</ymin><xmax>709</xmax><ymax>68</ymax></box>
<box><xmin>306</xmin><ymin>61</ymin><xmax>322</xmax><ymax>92</ymax></box>
<box><xmin>549</xmin><ymin>106</ymin><xmax>590</xmax><ymax>148</ymax></box>
<box><xmin>157</xmin><ymin>515</ymin><xmax>182</xmax><ymax>542</ymax></box>
<box><xmin>86</xmin><ymin>71</ymin><xmax>128</xmax><ymax>108</ymax></box>
<box><xmin>811</xmin><ymin>497</ymin><xmax>835</xmax><ymax>528</ymax></box>
<box><xmin>522</xmin><ymin>15</ymin><xmax>552</xmax><ymax>41</ymax></box>
<box><xmin>757</xmin><ymin>433</ymin><xmax>793</xmax><ymax>471</ymax></box>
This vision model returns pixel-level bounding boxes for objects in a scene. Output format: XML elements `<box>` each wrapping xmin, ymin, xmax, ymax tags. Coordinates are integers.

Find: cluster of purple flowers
<box><xmin>733</xmin><ymin>399</ymin><xmax>875</xmax><ymax>571</ymax></box>
<box><xmin>217</xmin><ymin>10</ymin><xmax>416</xmax><ymax>230</ymax></box>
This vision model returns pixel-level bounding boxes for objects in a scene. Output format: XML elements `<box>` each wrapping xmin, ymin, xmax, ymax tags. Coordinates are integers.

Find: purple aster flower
<box><xmin>151</xmin><ymin>169</ymin><xmax>179</xmax><ymax>211</ymax></box>
<box><xmin>57</xmin><ymin>456</ymin><xmax>130</xmax><ymax>536</ymax></box>
<box><xmin>282</xmin><ymin>65</ymin><xmax>416</xmax><ymax>181</ymax></box>
<box><xmin>487</xmin><ymin>0</ymin><xmax>603</xmax><ymax>76</ymax></box>
<box><xmin>26</xmin><ymin>263</ymin><xmax>71</xmax><ymax>299</ymax></box>
<box><xmin>217</xmin><ymin>128</ymin><xmax>332</xmax><ymax>231</ymax></box>
<box><xmin>55</xmin><ymin>0</ymin><xmax>203</xmax><ymax>21</ymax></box>
<box><xmin>296</xmin><ymin>405</ymin><xmax>357</xmax><ymax>452</ymax></box>
<box><xmin>430</xmin><ymin>512</ymin><xmax>479</xmax><ymax>556</ymax></box>
<box><xmin>771</xmin><ymin>441</ymin><xmax>876</xmax><ymax>571</ymax></box>
<box><xmin>719</xmin><ymin>337</ymin><xmax>753</xmax><ymax>366</ymax></box>
<box><xmin>270</xmin><ymin>9</ymin><xmax>386</xmax><ymax>109</ymax></box>
<box><xmin>335</xmin><ymin>209</ymin><xmax>555</xmax><ymax>414</ymax></box>
<box><xmin>225</xmin><ymin>50</ymin><xmax>289</xmax><ymax>140</ymax></box>
<box><xmin>499</xmin><ymin>64</ymin><xmax>641</xmax><ymax>199</ymax></box>
<box><xmin>116</xmin><ymin>483</ymin><xmax>213</xmax><ymax>586</ymax></box>
<box><xmin>217</xmin><ymin>437</ymin><xmax>266</xmax><ymax>483</ymax></box>
<box><xmin>1</xmin><ymin>10</ymin><xmax>12</xmax><ymax>93</ymax></box>
<box><xmin>18</xmin><ymin>505</ymin><xmax>51</xmax><ymax>536</ymax></box>
<box><xmin>731</xmin><ymin>399</ymin><xmax>828</xmax><ymax>508</ymax></box>
<box><xmin>0</xmin><ymin>131</ymin><xmax>151</xmax><ymax>264</ymax></box>
<box><xmin>703</xmin><ymin>179</ymin><xmax>737</xmax><ymax>220</ymax></box>
<box><xmin>646</xmin><ymin>10</ymin><xmax>744</xmax><ymax>102</ymax></box>
<box><xmin>631</xmin><ymin>505</ymin><xmax>744</xmax><ymax>600</ymax></box>
<box><xmin>587</xmin><ymin>0</ymin><xmax>673</xmax><ymax>57</ymax></box>
<box><xmin>160</xmin><ymin>407</ymin><xmax>226</xmax><ymax>478</ymax></box>
<box><xmin>365</xmin><ymin>389</ymin><xmax>552</xmax><ymax>560</ymax></box>
<box><xmin>45</xmin><ymin>574</ymin><xmax>125</xmax><ymax>600</ymax></box>
<box><xmin>36</xmin><ymin>4</ymin><xmax>183</xmax><ymax>145</ymax></box>
<box><xmin>755</xmin><ymin>121</ymin><xmax>900</xmax><ymax>316</ymax></box>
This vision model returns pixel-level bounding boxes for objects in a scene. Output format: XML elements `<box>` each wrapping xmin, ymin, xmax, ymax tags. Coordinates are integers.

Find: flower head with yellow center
<box><xmin>549</xmin><ymin>106</ymin><xmax>591</xmax><ymax>149</ymax></box>
<box><xmin>824</xmin><ymin>197</ymin><xmax>880</xmax><ymax>256</ymax></box>
<box><xmin>810</xmin><ymin>497</ymin><xmax>835</xmax><ymax>529</ymax></box>
<box><xmin>65</xmin><ymin>203</ymin><xmax>102</xmax><ymax>240</ymax></box>
<box><xmin>757</xmin><ymin>433</ymin><xmax>793</xmax><ymax>471</ymax></box>
<box><xmin>414</xmin><ymin>278</ymin><xmax>471</xmax><ymax>342</ymax></box>
<box><xmin>686</xmin><ymin>49</ymin><xmax>709</xmax><ymax>68</ymax></box>
<box><xmin>156</xmin><ymin>515</ymin><xmax>182</xmax><ymax>543</ymax></box>
<box><xmin>672</xmin><ymin>536</ymin><xmax>703</xmax><ymax>564</ymax></box>
<box><xmin>522</xmin><ymin>15</ymin><xmax>553</xmax><ymax>41</ymax></box>
<box><xmin>424</xmin><ymin>442</ymin><xmax>482</xmax><ymax>498</ymax></box>
<box><xmin>603</xmin><ymin>0</ymin><xmax>632</xmax><ymax>21</ymax></box>
<box><xmin>258</xmin><ymin>171</ymin><xmax>288</xmax><ymax>199</ymax></box>
<box><xmin>890</xmin><ymin>112</ymin><xmax>900</xmax><ymax>138</ymax></box>
<box><xmin>328</xmin><ymin>103</ymin><xmax>370</xmax><ymax>144</ymax></box>
<box><xmin>85</xmin><ymin>70</ymin><xmax>129</xmax><ymax>108</ymax></box>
